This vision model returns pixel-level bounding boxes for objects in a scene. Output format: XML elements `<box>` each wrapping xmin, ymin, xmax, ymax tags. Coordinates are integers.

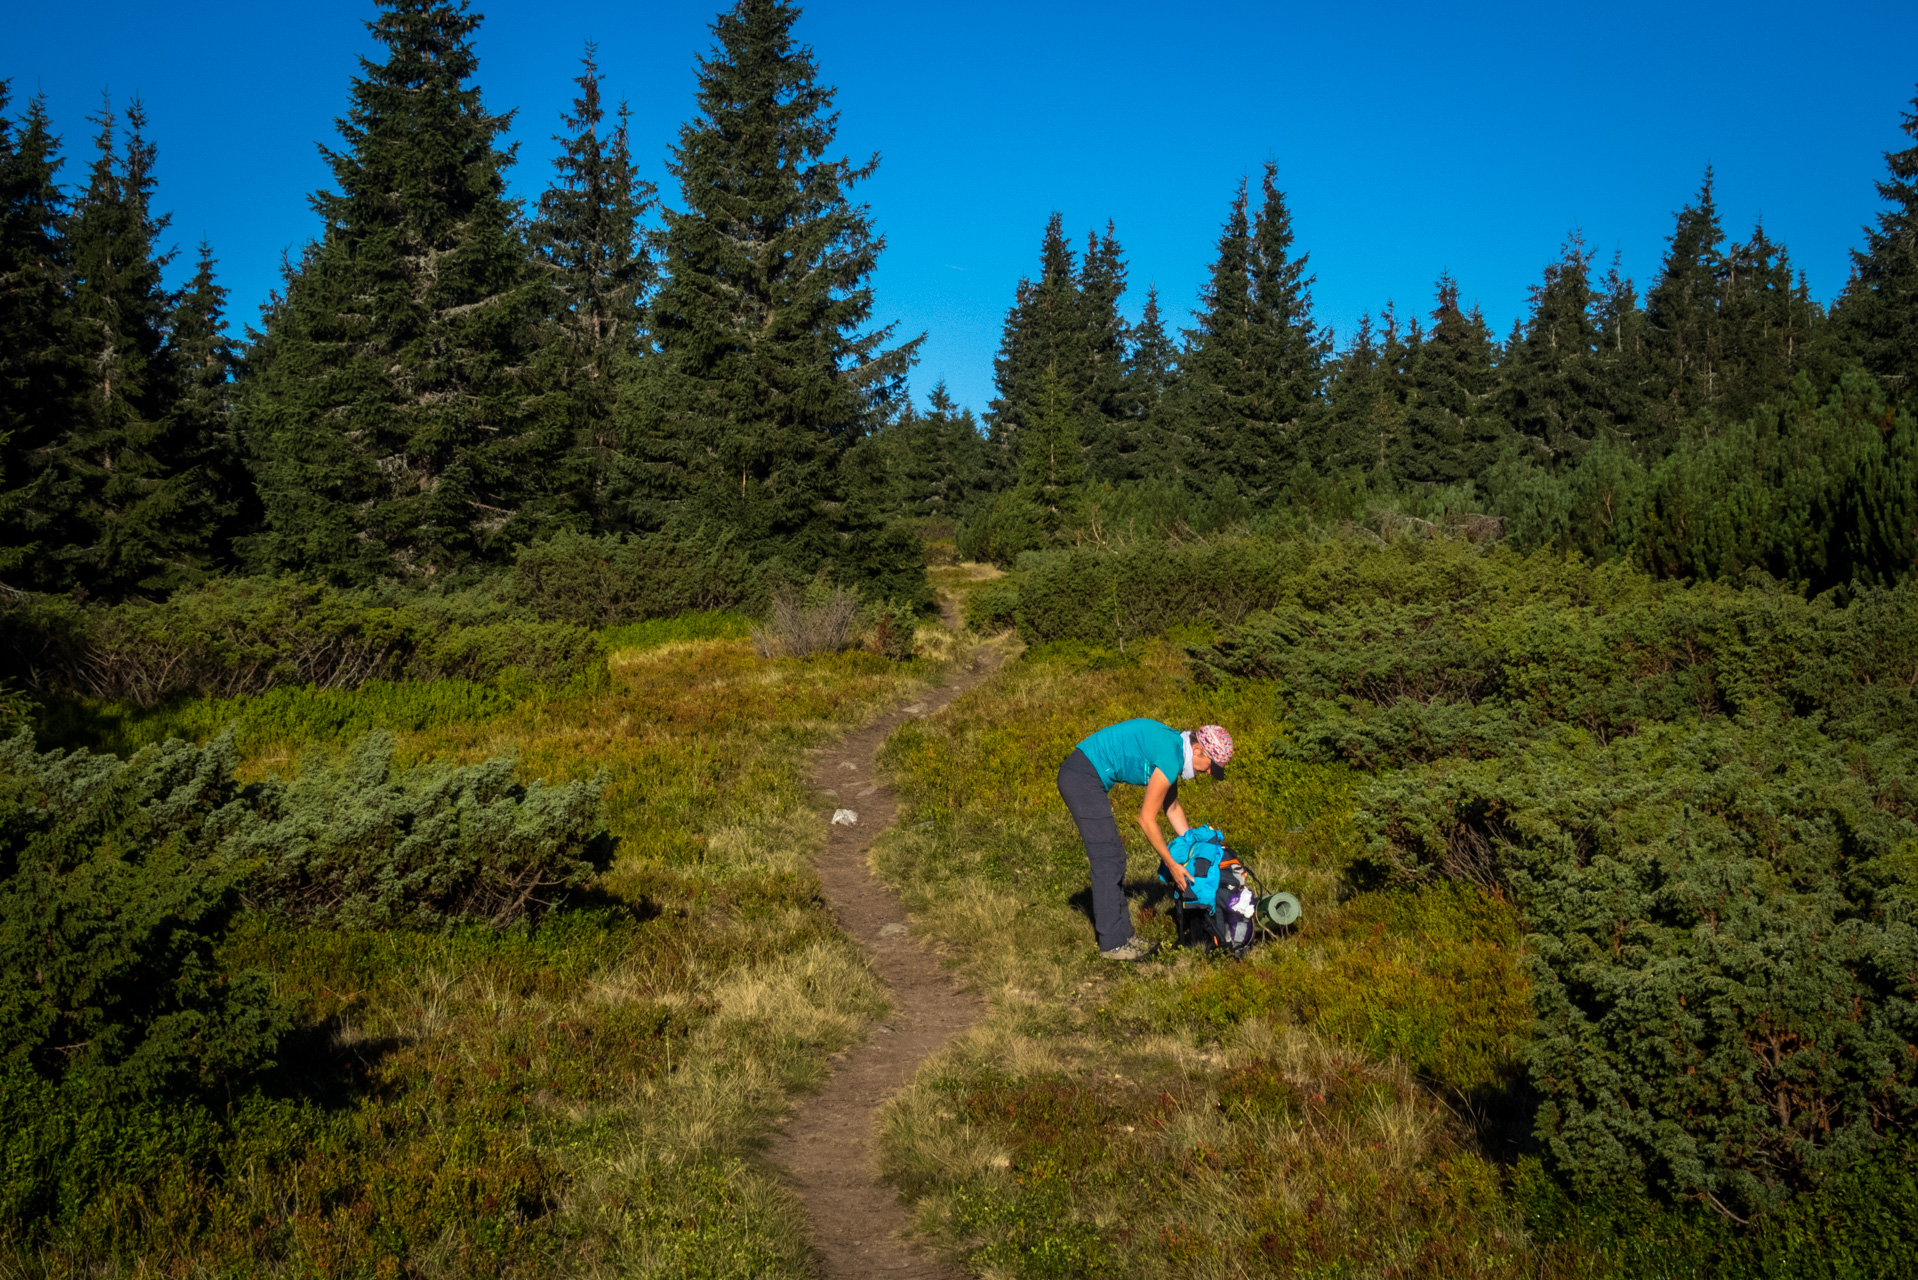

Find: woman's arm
<box><xmin>1165</xmin><ymin>798</ymin><xmax>1191</xmax><ymax>836</ymax></box>
<box><xmin>1140</xmin><ymin>769</ymin><xmax>1189</xmax><ymax>889</ymax></box>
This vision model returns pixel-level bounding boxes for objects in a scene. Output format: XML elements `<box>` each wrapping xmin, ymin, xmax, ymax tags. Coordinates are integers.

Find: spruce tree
<box><xmin>1642</xmin><ymin>171</ymin><xmax>1728</xmax><ymax>444</ymax></box>
<box><xmin>529</xmin><ymin>44</ymin><xmax>654</xmax><ymax>528</ymax></box>
<box><xmin>1503</xmin><ymin>233</ymin><xmax>1611</xmax><ymax>463</ymax></box>
<box><xmin>62</xmin><ymin>95</ymin><xmax>194</xmax><ymax>596</ymax></box>
<box><xmin>1125</xmin><ymin>283</ymin><xmax>1180</xmax><ymax>472</ymax></box>
<box><xmin>986</xmin><ymin>213</ymin><xmax>1080</xmax><ymax>488</ymax></box>
<box><xmin>1245</xmin><ymin>163</ymin><xmax>1324</xmax><ymax>461</ymax></box>
<box><xmin>1016</xmin><ymin>364</ymin><xmax>1086</xmax><ymax>543</ymax></box>
<box><xmin>1835</xmin><ymin>84</ymin><xmax>1918</xmax><ymax>398</ymax></box>
<box><xmin>1180</xmin><ymin>178</ymin><xmax>1254</xmax><ymax>485</ymax></box>
<box><xmin>1075</xmin><ymin>223</ymin><xmax>1136</xmax><ymax>482</ymax></box>
<box><xmin>636</xmin><ymin>0</ymin><xmax>920</xmax><ymax>582</ymax></box>
<box><xmin>875</xmin><ymin>380</ymin><xmax>981</xmax><ymax>521</ymax></box>
<box><xmin>1717</xmin><ymin>221</ymin><xmax>1821</xmax><ymax>419</ymax></box>
<box><xmin>0</xmin><ymin>87</ymin><xmax>79</xmax><ymax>591</ymax></box>
<box><xmin>166</xmin><ymin>243</ymin><xmax>249</xmax><ymax>563</ymax></box>
<box><xmin>1399</xmin><ymin>274</ymin><xmax>1505</xmax><ymax>483</ymax></box>
<box><xmin>1315</xmin><ymin>308</ymin><xmax>1410</xmax><ymax>474</ymax></box>
<box><xmin>1183</xmin><ymin>163</ymin><xmax>1323</xmax><ymax>495</ymax></box>
<box><xmin>242</xmin><ymin>0</ymin><xmax>547</xmax><ymax>584</ymax></box>
<box><xmin>1592</xmin><ymin>252</ymin><xmax>1650</xmax><ymax>446</ymax></box>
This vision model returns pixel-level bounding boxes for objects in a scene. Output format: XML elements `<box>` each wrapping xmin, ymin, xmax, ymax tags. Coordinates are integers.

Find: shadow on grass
<box><xmin>260</xmin><ymin>1017</ymin><xmax>409</xmax><ymax>1112</ymax></box>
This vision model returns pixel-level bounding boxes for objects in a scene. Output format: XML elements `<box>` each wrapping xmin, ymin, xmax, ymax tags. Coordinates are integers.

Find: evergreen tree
<box><xmin>1075</xmin><ymin>222</ymin><xmax>1136</xmax><ymax>482</ymax></box>
<box><xmin>0</xmin><ymin>87</ymin><xmax>79</xmax><ymax>591</ymax></box>
<box><xmin>635</xmin><ymin>0</ymin><xmax>921</xmax><ymax>584</ymax></box>
<box><xmin>529</xmin><ymin>44</ymin><xmax>654</xmax><ymax>528</ymax></box>
<box><xmin>1180</xmin><ymin>178</ymin><xmax>1253</xmax><ymax>484</ymax></box>
<box><xmin>1503</xmin><ymin>232</ymin><xmax>1611</xmax><ymax>464</ymax></box>
<box><xmin>62</xmin><ymin>95</ymin><xmax>197</xmax><ymax>596</ymax></box>
<box><xmin>1717</xmin><ymin>221</ymin><xmax>1821</xmax><ymax>419</ymax></box>
<box><xmin>1592</xmin><ymin>251</ymin><xmax>1650</xmax><ymax>446</ymax></box>
<box><xmin>1183</xmin><ymin>163</ymin><xmax>1323</xmax><ymax>495</ymax></box>
<box><xmin>1315</xmin><ymin>308</ymin><xmax>1409</xmax><ymax>473</ymax></box>
<box><xmin>1399</xmin><ymin>273</ymin><xmax>1505</xmax><ymax>482</ymax></box>
<box><xmin>986</xmin><ymin>212</ymin><xmax>1080</xmax><ymax>487</ymax></box>
<box><xmin>1125</xmin><ymin>283</ymin><xmax>1180</xmax><ymax>472</ymax></box>
<box><xmin>1016</xmin><ymin>364</ymin><xmax>1085</xmax><ymax>542</ymax></box>
<box><xmin>1245</xmin><ymin>162</ymin><xmax>1324</xmax><ymax>459</ymax></box>
<box><xmin>1835</xmin><ymin>84</ymin><xmax>1918</xmax><ymax>398</ymax></box>
<box><xmin>165</xmin><ymin>242</ymin><xmax>249</xmax><ymax>563</ymax></box>
<box><xmin>1642</xmin><ymin>171</ymin><xmax>1727</xmax><ymax>444</ymax></box>
<box><xmin>879</xmin><ymin>380</ymin><xmax>980</xmax><ymax>520</ymax></box>
<box><xmin>242</xmin><ymin>0</ymin><xmax>548</xmax><ymax>584</ymax></box>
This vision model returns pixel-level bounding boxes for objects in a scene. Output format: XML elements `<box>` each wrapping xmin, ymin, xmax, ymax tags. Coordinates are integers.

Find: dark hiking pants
<box><xmin>1057</xmin><ymin>748</ymin><xmax>1135</xmax><ymax>951</ymax></box>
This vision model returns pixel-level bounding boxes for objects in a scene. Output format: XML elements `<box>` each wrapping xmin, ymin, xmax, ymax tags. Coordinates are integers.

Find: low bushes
<box><xmin>0</xmin><ymin>724</ymin><xmax>612</xmax><ymax>1226</ymax></box>
<box><xmin>0</xmin><ymin>732</ymin><xmax>287</xmax><ymax>1105</ymax></box>
<box><xmin>991</xmin><ymin>528</ymin><xmax>1644</xmax><ymax>645</ymax></box>
<box><xmin>1190</xmin><ymin>558</ymin><xmax>1918</xmax><ymax>1217</ymax></box>
<box><xmin>232</xmin><ymin>732</ymin><xmax>613</xmax><ymax>928</ymax></box>
<box><xmin>3</xmin><ymin>729</ymin><xmax>611</xmax><ymax>937</ymax></box>
<box><xmin>2</xmin><ymin>577</ymin><xmax>608</xmax><ymax>709</ymax></box>
<box><xmin>510</xmin><ymin>528</ymin><xmax>757</xmax><ymax>627</ymax></box>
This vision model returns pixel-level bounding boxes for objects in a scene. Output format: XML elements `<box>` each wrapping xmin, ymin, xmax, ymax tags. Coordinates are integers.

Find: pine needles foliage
<box><xmin>1189</xmin><ymin>541</ymin><xmax>1918</xmax><ymax>1219</ymax></box>
<box><xmin>240</xmin><ymin>0</ymin><xmax>556</xmax><ymax>584</ymax></box>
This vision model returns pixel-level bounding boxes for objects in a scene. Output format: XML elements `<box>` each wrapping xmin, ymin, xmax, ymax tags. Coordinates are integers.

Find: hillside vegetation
<box><xmin>868</xmin><ymin>535</ymin><xmax>1918</xmax><ymax>1279</ymax></box>
<box><xmin>1</xmin><ymin>616</ymin><xmax>953</xmax><ymax>1276</ymax></box>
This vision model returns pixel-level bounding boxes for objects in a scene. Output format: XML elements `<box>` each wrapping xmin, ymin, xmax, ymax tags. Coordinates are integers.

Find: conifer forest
<box><xmin>3</xmin><ymin>1</ymin><xmax>1917</xmax><ymax>1276</ymax></box>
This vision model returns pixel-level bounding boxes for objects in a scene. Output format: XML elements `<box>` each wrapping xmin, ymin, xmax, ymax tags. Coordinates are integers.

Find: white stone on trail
<box><xmin>879</xmin><ymin>922</ymin><xmax>908</xmax><ymax>937</ymax></box>
<box><xmin>902</xmin><ymin>703</ymin><xmax>927</xmax><ymax>715</ymax></box>
<box><xmin>831</xmin><ymin>808</ymin><xmax>859</xmax><ymax>825</ymax></box>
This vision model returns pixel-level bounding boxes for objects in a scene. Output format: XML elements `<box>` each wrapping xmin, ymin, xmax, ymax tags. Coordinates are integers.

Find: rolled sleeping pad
<box><xmin>1258</xmin><ymin>892</ymin><xmax>1301</xmax><ymax>927</ymax></box>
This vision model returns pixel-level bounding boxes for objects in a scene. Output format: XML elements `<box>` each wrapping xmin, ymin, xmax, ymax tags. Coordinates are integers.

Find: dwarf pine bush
<box><xmin>231</xmin><ymin>732</ymin><xmax>612</xmax><ymax>928</ymax></box>
<box><xmin>0</xmin><ymin>577</ymin><xmax>608</xmax><ymax>709</ymax></box>
<box><xmin>1191</xmin><ymin>556</ymin><xmax>1918</xmax><ymax>1215</ymax></box>
<box><xmin>0</xmin><ymin>731</ymin><xmax>288</xmax><ymax>1102</ymax></box>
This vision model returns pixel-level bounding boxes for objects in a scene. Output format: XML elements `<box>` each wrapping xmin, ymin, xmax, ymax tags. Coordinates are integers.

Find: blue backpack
<box><xmin>1158</xmin><ymin>825</ymin><xmax>1258</xmax><ymax>955</ymax></box>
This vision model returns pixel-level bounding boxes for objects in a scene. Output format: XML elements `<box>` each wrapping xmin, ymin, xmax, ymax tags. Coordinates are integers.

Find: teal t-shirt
<box><xmin>1075</xmin><ymin>718</ymin><xmax>1184</xmax><ymax>792</ymax></box>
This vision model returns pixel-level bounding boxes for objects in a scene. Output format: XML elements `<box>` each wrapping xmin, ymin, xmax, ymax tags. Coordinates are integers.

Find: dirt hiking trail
<box><xmin>767</xmin><ymin>647</ymin><xmax>997</xmax><ymax>1278</ymax></box>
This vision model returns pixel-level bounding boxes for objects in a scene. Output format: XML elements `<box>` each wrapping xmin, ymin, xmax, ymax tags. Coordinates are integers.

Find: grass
<box><xmin>869</xmin><ymin>636</ymin><xmax>1582</xmax><ymax>1278</ymax></box>
<box><xmin>7</xmin><ymin>632</ymin><xmax>955</xmax><ymax>1278</ymax></box>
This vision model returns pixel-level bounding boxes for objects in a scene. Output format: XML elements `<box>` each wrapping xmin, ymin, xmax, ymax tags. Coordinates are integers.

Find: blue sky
<box><xmin>7</xmin><ymin>0</ymin><xmax>1916</xmax><ymax>416</ymax></box>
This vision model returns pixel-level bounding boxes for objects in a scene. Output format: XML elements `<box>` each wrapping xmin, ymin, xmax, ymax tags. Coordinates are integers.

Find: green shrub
<box><xmin>0</xmin><ymin>732</ymin><xmax>288</xmax><ymax>1103</ymax></box>
<box><xmin>1516</xmin><ymin>1136</ymin><xmax>1918</xmax><ymax>1279</ymax></box>
<box><xmin>861</xmin><ymin>599</ymin><xmax>920</xmax><ymax>661</ymax></box>
<box><xmin>231</xmin><ymin>732</ymin><xmax>613</xmax><ymax>928</ymax></box>
<box><xmin>1</xmin><ymin>577</ymin><xmax>609</xmax><ymax>711</ymax></box>
<box><xmin>510</xmin><ymin>528</ymin><xmax>756</xmax><ymax>627</ymax></box>
<box><xmin>1191</xmin><ymin>564</ymin><xmax>1918</xmax><ymax>1216</ymax></box>
<box><xmin>410</xmin><ymin>620</ymin><xmax>608</xmax><ymax>692</ymax></box>
<box><xmin>965</xmin><ymin>575</ymin><xmax>1020</xmax><ymax>632</ymax></box>
<box><xmin>1012</xmin><ymin>530</ymin><xmax>1560</xmax><ymax>645</ymax></box>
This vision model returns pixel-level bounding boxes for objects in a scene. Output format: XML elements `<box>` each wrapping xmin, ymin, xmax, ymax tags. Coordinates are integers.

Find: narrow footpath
<box><xmin>767</xmin><ymin>647</ymin><xmax>995</xmax><ymax>1279</ymax></box>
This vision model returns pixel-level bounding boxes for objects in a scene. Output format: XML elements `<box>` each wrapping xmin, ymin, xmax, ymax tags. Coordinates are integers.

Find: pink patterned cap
<box><xmin>1194</xmin><ymin>725</ymin><xmax>1234</xmax><ymax>778</ymax></box>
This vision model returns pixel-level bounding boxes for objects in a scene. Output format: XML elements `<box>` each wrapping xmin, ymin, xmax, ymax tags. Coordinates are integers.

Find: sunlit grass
<box><xmin>870</xmin><ymin>638</ymin><xmax>1567</xmax><ymax>1278</ymax></box>
<box><xmin>11</xmin><ymin>635</ymin><xmax>954</xmax><ymax>1278</ymax></box>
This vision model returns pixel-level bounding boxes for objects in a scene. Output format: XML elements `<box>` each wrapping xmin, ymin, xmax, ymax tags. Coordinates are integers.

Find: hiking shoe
<box><xmin>1099</xmin><ymin>937</ymin><xmax>1160</xmax><ymax>962</ymax></box>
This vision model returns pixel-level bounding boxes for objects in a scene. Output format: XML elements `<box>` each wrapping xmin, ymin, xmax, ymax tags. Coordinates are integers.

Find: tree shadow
<box><xmin>258</xmin><ymin>1014</ymin><xmax>408</xmax><ymax>1112</ymax></box>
